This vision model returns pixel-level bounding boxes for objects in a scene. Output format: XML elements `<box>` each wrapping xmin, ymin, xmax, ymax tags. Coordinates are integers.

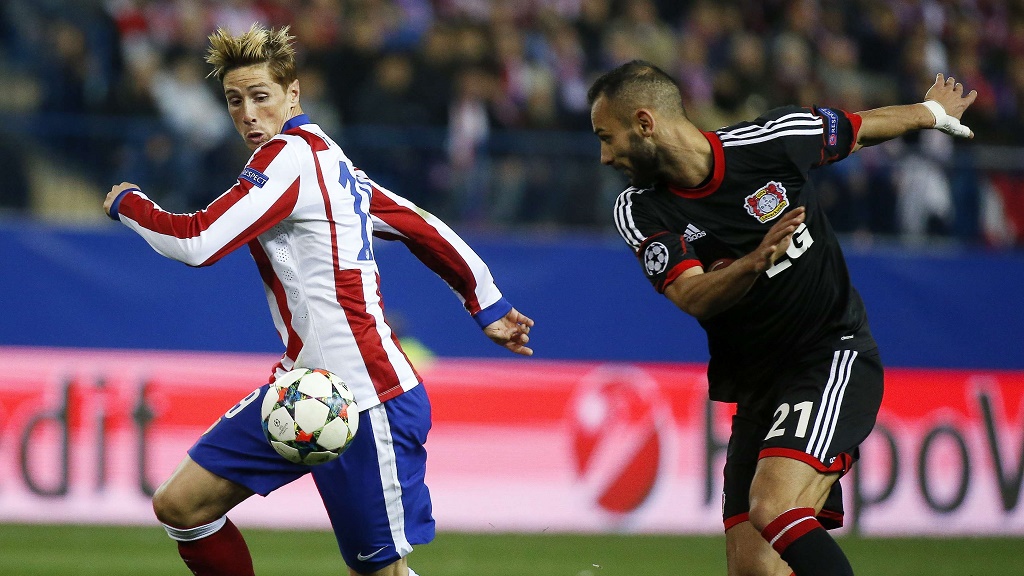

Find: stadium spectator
<box><xmin>0</xmin><ymin>0</ymin><xmax>1019</xmax><ymax>244</ymax></box>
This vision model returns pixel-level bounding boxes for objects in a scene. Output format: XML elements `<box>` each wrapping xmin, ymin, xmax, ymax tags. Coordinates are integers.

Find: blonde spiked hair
<box><xmin>206</xmin><ymin>23</ymin><xmax>297</xmax><ymax>86</ymax></box>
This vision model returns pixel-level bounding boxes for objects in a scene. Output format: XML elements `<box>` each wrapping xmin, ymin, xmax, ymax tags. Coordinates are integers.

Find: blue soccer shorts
<box><xmin>189</xmin><ymin>382</ymin><xmax>435</xmax><ymax>573</ymax></box>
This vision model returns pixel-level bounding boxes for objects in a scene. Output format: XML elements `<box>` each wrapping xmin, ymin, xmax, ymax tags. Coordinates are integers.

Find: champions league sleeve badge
<box><xmin>744</xmin><ymin>181</ymin><xmax>790</xmax><ymax>223</ymax></box>
<box><xmin>643</xmin><ymin>241</ymin><xmax>669</xmax><ymax>277</ymax></box>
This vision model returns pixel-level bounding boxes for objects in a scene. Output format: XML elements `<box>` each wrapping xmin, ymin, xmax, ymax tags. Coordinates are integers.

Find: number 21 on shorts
<box><xmin>765</xmin><ymin>400</ymin><xmax>814</xmax><ymax>440</ymax></box>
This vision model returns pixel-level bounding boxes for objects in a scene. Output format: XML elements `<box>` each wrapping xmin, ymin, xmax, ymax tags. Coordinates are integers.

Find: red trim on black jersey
<box><xmin>845</xmin><ymin>111</ymin><xmax>863</xmax><ymax>156</ymax></box>
<box><xmin>668</xmin><ymin>131</ymin><xmax>725</xmax><ymax>199</ymax></box>
<box><xmin>662</xmin><ymin>259</ymin><xmax>703</xmax><ymax>293</ymax></box>
<box><xmin>758</xmin><ymin>447</ymin><xmax>853</xmax><ymax>475</ymax></box>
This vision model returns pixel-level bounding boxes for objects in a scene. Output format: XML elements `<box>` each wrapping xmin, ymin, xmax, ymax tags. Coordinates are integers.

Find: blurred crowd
<box><xmin>2</xmin><ymin>0</ymin><xmax>1024</xmax><ymax>245</ymax></box>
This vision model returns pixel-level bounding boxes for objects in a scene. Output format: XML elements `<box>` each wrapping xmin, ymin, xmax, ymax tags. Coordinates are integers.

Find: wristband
<box><xmin>922</xmin><ymin>100</ymin><xmax>972</xmax><ymax>138</ymax></box>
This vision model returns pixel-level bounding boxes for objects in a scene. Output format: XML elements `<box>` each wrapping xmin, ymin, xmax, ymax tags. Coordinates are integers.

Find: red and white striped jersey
<box><xmin>110</xmin><ymin>114</ymin><xmax>510</xmax><ymax>411</ymax></box>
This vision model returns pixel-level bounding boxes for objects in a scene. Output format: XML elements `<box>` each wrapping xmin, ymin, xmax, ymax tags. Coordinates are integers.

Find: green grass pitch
<box><xmin>0</xmin><ymin>523</ymin><xmax>1021</xmax><ymax>575</ymax></box>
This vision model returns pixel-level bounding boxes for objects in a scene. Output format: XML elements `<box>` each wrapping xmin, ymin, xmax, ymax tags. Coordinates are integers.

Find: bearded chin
<box><xmin>627</xmin><ymin>137</ymin><xmax>660</xmax><ymax>188</ymax></box>
<box><xmin>629</xmin><ymin>155</ymin><xmax>659</xmax><ymax>188</ymax></box>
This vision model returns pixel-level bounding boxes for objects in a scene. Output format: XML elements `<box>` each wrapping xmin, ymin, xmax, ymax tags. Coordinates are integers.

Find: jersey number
<box><xmin>765</xmin><ymin>222</ymin><xmax>813</xmax><ymax>278</ymax></box>
<box><xmin>765</xmin><ymin>400</ymin><xmax>814</xmax><ymax>440</ymax></box>
<box><xmin>224</xmin><ymin>387</ymin><xmax>261</xmax><ymax>419</ymax></box>
<box><xmin>339</xmin><ymin>162</ymin><xmax>374</xmax><ymax>262</ymax></box>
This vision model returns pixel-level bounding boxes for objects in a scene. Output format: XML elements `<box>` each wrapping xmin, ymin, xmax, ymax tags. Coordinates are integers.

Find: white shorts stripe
<box><xmin>369</xmin><ymin>404</ymin><xmax>413</xmax><ymax>557</ymax></box>
<box><xmin>806</xmin><ymin>350</ymin><xmax>857</xmax><ymax>460</ymax></box>
<box><xmin>817</xmin><ymin>350</ymin><xmax>857</xmax><ymax>459</ymax></box>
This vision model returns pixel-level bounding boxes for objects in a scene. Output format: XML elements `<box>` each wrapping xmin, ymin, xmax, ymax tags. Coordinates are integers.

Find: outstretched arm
<box><xmin>663</xmin><ymin>208</ymin><xmax>806</xmax><ymax>321</ymax></box>
<box><xmin>852</xmin><ymin>73</ymin><xmax>977</xmax><ymax>152</ymax></box>
<box><xmin>482</xmin><ymin>307</ymin><xmax>535</xmax><ymax>356</ymax></box>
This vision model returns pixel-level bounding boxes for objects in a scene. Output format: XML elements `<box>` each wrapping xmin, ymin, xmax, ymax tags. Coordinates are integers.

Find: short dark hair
<box><xmin>587</xmin><ymin>60</ymin><xmax>687</xmax><ymax>118</ymax></box>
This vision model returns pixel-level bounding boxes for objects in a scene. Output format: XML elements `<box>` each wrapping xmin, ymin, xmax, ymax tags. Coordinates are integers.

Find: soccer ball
<box><xmin>261</xmin><ymin>368</ymin><xmax>359</xmax><ymax>465</ymax></box>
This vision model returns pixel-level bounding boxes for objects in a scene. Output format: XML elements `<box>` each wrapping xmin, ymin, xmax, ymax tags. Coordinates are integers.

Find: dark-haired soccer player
<box><xmin>589</xmin><ymin>61</ymin><xmax>975</xmax><ymax>576</ymax></box>
<box><xmin>105</xmin><ymin>24</ymin><xmax>534</xmax><ymax>576</ymax></box>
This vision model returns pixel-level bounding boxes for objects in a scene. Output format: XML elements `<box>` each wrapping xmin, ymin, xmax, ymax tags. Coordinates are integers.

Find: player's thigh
<box><xmin>725</xmin><ymin>521</ymin><xmax>792</xmax><ymax>576</ymax></box>
<box><xmin>153</xmin><ymin>455</ymin><xmax>254</xmax><ymax>527</ymax></box>
<box><xmin>756</xmin><ymin>347</ymin><xmax>882</xmax><ymax>471</ymax></box>
<box><xmin>313</xmin><ymin>385</ymin><xmax>434</xmax><ymax>574</ymax></box>
<box><xmin>158</xmin><ymin>384</ymin><xmax>314</xmax><ymax>525</ymax></box>
<box><xmin>749</xmin><ymin>348</ymin><xmax>882</xmax><ymax>524</ymax></box>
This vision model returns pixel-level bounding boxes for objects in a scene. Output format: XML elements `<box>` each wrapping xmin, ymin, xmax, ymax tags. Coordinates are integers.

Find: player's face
<box><xmin>591</xmin><ymin>96</ymin><xmax>660</xmax><ymax>187</ymax></box>
<box><xmin>223</xmin><ymin>63</ymin><xmax>300</xmax><ymax>150</ymax></box>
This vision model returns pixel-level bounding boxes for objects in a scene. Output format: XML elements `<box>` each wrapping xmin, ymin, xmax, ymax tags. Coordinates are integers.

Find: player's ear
<box><xmin>288</xmin><ymin>79</ymin><xmax>300</xmax><ymax>104</ymax></box>
<box><xmin>636</xmin><ymin>109</ymin><xmax>655</xmax><ymax>137</ymax></box>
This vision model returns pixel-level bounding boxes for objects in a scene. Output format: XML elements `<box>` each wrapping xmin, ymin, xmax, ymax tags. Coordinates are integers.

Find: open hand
<box><xmin>748</xmin><ymin>207</ymin><xmax>805</xmax><ymax>274</ymax></box>
<box><xmin>483</xmin><ymin>307</ymin><xmax>535</xmax><ymax>356</ymax></box>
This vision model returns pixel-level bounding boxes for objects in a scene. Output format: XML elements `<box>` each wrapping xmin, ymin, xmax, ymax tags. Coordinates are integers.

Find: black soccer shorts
<box><xmin>722</xmin><ymin>346</ymin><xmax>884</xmax><ymax>531</ymax></box>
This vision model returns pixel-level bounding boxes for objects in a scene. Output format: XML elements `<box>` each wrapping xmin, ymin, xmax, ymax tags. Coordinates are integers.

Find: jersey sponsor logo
<box><xmin>744</xmin><ymin>181</ymin><xmax>790</xmax><ymax>223</ymax></box>
<box><xmin>820</xmin><ymin>108</ymin><xmax>839</xmax><ymax>146</ymax></box>
<box><xmin>239</xmin><ymin>167</ymin><xmax>270</xmax><ymax>188</ymax></box>
<box><xmin>643</xmin><ymin>241</ymin><xmax>669</xmax><ymax>276</ymax></box>
<box><xmin>683</xmin><ymin>223</ymin><xmax>706</xmax><ymax>242</ymax></box>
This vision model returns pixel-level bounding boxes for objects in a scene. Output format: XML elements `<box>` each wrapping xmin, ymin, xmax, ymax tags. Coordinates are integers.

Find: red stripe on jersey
<box><xmin>121</xmin><ymin>140</ymin><xmax>289</xmax><ymax>241</ymax></box>
<box><xmin>201</xmin><ymin>179</ymin><xmax>300</xmax><ymax>266</ymax></box>
<box><xmin>335</xmin><ymin>268</ymin><xmax>405</xmax><ymax>401</ymax></box>
<box><xmin>668</xmin><ymin>131</ymin><xmax>726</xmax><ymax>199</ymax></box>
<box><xmin>296</xmin><ymin>127</ymin><xmax>405</xmax><ymax>401</ymax></box>
<box><xmin>249</xmin><ymin>240</ymin><xmax>303</xmax><ymax>364</ymax></box>
<box><xmin>370</xmin><ymin>188</ymin><xmax>483</xmax><ymax>314</ymax></box>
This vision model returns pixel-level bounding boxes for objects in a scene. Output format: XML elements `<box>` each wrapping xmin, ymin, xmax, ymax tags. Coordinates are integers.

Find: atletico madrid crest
<box><xmin>744</xmin><ymin>181</ymin><xmax>790</xmax><ymax>223</ymax></box>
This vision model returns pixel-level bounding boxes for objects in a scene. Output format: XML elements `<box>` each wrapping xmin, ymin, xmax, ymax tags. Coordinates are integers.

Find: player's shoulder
<box><xmin>613</xmin><ymin>185</ymin><xmax>664</xmax><ymax>249</ymax></box>
<box><xmin>613</xmin><ymin>185</ymin><xmax>660</xmax><ymax>213</ymax></box>
<box><xmin>716</xmin><ymin>105</ymin><xmax>818</xmax><ymax>135</ymax></box>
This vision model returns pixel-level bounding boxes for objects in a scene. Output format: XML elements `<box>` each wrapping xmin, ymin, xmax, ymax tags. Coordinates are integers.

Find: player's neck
<box><xmin>662</xmin><ymin>124</ymin><xmax>713</xmax><ymax>189</ymax></box>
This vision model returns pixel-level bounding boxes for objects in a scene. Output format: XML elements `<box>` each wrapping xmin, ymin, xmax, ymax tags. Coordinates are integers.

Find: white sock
<box><xmin>408</xmin><ymin>569</ymin><xmax>420</xmax><ymax>576</ymax></box>
<box><xmin>162</xmin><ymin>516</ymin><xmax>227</xmax><ymax>542</ymax></box>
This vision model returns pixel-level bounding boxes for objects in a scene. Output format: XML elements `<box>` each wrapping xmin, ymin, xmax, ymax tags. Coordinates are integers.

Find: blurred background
<box><xmin>2</xmin><ymin>0</ymin><xmax>1024</xmax><ymax>245</ymax></box>
<box><xmin>2</xmin><ymin>2</ymin><xmax>1024</xmax><ymax>574</ymax></box>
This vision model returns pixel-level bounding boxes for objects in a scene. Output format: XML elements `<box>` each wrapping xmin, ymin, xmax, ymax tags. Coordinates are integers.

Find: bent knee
<box><xmin>152</xmin><ymin>481</ymin><xmax>192</xmax><ymax>527</ymax></box>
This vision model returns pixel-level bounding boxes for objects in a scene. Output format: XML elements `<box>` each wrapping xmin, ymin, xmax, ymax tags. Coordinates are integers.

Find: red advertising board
<box><xmin>1</xmin><ymin>347</ymin><xmax>1022</xmax><ymax>535</ymax></box>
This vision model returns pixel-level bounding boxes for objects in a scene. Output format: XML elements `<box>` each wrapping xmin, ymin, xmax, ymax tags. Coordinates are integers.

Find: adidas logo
<box><xmin>684</xmin><ymin>223</ymin><xmax>706</xmax><ymax>242</ymax></box>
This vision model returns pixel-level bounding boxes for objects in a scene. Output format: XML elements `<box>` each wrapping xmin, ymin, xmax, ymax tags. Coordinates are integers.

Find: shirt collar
<box><xmin>282</xmin><ymin>114</ymin><xmax>311</xmax><ymax>132</ymax></box>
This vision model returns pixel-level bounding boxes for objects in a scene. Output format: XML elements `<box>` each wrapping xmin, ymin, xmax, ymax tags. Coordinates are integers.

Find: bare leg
<box><xmin>348</xmin><ymin>556</ymin><xmax>409</xmax><ymax>576</ymax></box>
<box><xmin>726</xmin><ymin>520</ymin><xmax>792</xmax><ymax>576</ymax></box>
<box><xmin>152</xmin><ymin>456</ymin><xmax>256</xmax><ymax>576</ymax></box>
<box><xmin>747</xmin><ymin>457</ymin><xmax>851</xmax><ymax>576</ymax></box>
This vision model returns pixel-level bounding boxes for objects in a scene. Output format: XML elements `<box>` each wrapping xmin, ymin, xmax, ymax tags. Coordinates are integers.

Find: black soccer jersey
<box><xmin>614</xmin><ymin>105</ymin><xmax>877</xmax><ymax>403</ymax></box>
